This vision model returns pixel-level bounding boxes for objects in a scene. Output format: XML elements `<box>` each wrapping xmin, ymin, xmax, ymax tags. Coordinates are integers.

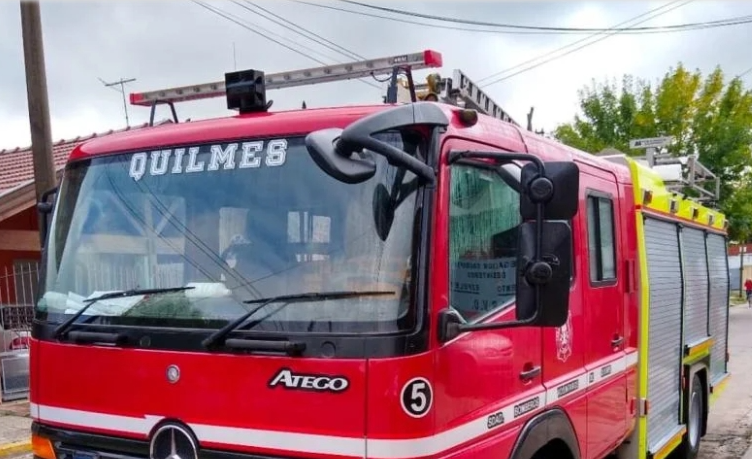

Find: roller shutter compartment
<box><xmin>681</xmin><ymin>227</ymin><xmax>710</xmax><ymax>345</ymax></box>
<box><xmin>644</xmin><ymin>217</ymin><xmax>683</xmax><ymax>452</ymax></box>
<box><xmin>706</xmin><ymin>233</ymin><xmax>730</xmax><ymax>384</ymax></box>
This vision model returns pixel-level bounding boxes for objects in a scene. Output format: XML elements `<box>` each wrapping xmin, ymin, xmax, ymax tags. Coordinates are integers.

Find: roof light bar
<box><xmin>129</xmin><ymin>50</ymin><xmax>443</xmax><ymax>107</ymax></box>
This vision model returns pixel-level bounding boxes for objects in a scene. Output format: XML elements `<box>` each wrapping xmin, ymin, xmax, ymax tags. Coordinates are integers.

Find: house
<box><xmin>0</xmin><ymin>120</ymin><xmax>171</xmax><ymax>341</ymax></box>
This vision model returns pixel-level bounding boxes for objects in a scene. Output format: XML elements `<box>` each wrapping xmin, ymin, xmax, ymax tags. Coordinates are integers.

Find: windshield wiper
<box><xmin>53</xmin><ymin>286</ymin><xmax>195</xmax><ymax>339</ymax></box>
<box><xmin>201</xmin><ymin>290</ymin><xmax>395</xmax><ymax>350</ymax></box>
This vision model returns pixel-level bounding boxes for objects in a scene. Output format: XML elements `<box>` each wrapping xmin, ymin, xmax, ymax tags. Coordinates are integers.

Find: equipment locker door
<box><xmin>706</xmin><ymin>232</ymin><xmax>730</xmax><ymax>385</ymax></box>
<box><xmin>681</xmin><ymin>227</ymin><xmax>710</xmax><ymax>347</ymax></box>
<box><xmin>582</xmin><ymin>176</ymin><xmax>627</xmax><ymax>459</ymax></box>
<box><xmin>643</xmin><ymin>216</ymin><xmax>684</xmax><ymax>454</ymax></box>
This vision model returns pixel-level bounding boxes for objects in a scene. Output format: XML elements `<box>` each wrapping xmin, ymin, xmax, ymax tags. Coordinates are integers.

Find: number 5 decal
<box><xmin>400</xmin><ymin>377</ymin><xmax>433</xmax><ymax>418</ymax></box>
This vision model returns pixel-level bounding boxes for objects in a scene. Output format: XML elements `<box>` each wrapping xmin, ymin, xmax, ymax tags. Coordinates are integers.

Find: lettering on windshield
<box><xmin>128</xmin><ymin>139</ymin><xmax>288</xmax><ymax>181</ymax></box>
<box><xmin>268</xmin><ymin>368</ymin><xmax>350</xmax><ymax>393</ymax></box>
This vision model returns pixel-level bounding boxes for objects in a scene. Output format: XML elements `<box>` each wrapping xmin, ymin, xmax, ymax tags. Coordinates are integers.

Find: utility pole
<box><xmin>20</xmin><ymin>0</ymin><xmax>56</xmax><ymax>205</ymax></box>
<box><xmin>99</xmin><ymin>77</ymin><xmax>136</xmax><ymax>127</ymax></box>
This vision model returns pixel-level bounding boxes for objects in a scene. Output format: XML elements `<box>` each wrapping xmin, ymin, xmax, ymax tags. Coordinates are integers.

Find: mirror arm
<box><xmin>447</xmin><ymin>150</ymin><xmax>546</xmax><ymax>174</ymax></box>
<box><xmin>350</xmin><ymin>135</ymin><xmax>436</xmax><ymax>184</ymax></box>
<box><xmin>455</xmin><ymin>315</ymin><xmax>539</xmax><ymax>333</ymax></box>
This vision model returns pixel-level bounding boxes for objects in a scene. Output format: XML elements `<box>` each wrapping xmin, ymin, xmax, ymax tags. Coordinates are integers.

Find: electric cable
<box><xmin>338</xmin><ymin>0</ymin><xmax>752</xmax><ymax>34</ymax></box>
<box><xmin>288</xmin><ymin>0</ymin><xmax>752</xmax><ymax>35</ymax></box>
<box><xmin>191</xmin><ymin>0</ymin><xmax>380</xmax><ymax>90</ymax></box>
<box><xmin>738</xmin><ymin>66</ymin><xmax>752</xmax><ymax>79</ymax></box>
<box><xmin>239</xmin><ymin>0</ymin><xmax>366</xmax><ymax>61</ymax></box>
<box><xmin>477</xmin><ymin>0</ymin><xmax>689</xmax><ymax>84</ymax></box>
<box><xmin>479</xmin><ymin>0</ymin><xmax>694</xmax><ymax>88</ymax></box>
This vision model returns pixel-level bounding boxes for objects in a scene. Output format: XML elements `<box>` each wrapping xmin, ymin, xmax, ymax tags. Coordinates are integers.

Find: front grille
<box><xmin>33</xmin><ymin>422</ymin><xmax>302</xmax><ymax>459</ymax></box>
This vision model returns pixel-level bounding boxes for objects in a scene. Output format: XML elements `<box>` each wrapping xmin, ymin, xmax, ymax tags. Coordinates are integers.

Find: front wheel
<box><xmin>673</xmin><ymin>373</ymin><xmax>705</xmax><ymax>459</ymax></box>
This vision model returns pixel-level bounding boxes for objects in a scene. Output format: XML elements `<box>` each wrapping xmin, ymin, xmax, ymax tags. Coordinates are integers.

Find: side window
<box><xmin>586</xmin><ymin>194</ymin><xmax>617</xmax><ymax>283</ymax></box>
<box><xmin>449</xmin><ymin>163</ymin><xmax>521</xmax><ymax>322</ymax></box>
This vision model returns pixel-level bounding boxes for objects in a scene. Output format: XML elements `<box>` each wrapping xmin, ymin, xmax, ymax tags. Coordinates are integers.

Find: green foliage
<box><xmin>553</xmin><ymin>63</ymin><xmax>752</xmax><ymax>241</ymax></box>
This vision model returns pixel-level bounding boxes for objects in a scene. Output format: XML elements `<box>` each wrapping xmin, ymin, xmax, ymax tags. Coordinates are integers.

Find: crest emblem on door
<box><xmin>556</xmin><ymin>310</ymin><xmax>573</xmax><ymax>363</ymax></box>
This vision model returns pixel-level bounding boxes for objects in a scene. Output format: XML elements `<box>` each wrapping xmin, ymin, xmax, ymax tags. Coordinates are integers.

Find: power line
<box><xmin>191</xmin><ymin>0</ymin><xmax>331</xmax><ymax>65</ymax></box>
<box><xmin>479</xmin><ymin>0</ymin><xmax>694</xmax><ymax>88</ymax></box>
<box><xmin>191</xmin><ymin>0</ymin><xmax>380</xmax><ymax>90</ymax></box>
<box><xmin>239</xmin><ymin>0</ymin><xmax>365</xmax><ymax>61</ymax></box>
<box><xmin>476</xmin><ymin>0</ymin><xmax>687</xmax><ymax>85</ymax></box>
<box><xmin>288</xmin><ymin>0</ymin><xmax>752</xmax><ymax>35</ymax></box>
<box><xmin>738</xmin><ymin>66</ymin><xmax>752</xmax><ymax>79</ymax></box>
<box><xmin>229</xmin><ymin>0</ymin><xmax>379</xmax><ymax>88</ymax></box>
<box><xmin>98</xmin><ymin>77</ymin><xmax>136</xmax><ymax>127</ymax></box>
<box><xmin>338</xmin><ymin>0</ymin><xmax>752</xmax><ymax>34</ymax></box>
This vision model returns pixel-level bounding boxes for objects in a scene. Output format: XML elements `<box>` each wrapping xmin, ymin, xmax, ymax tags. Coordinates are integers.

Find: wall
<box><xmin>0</xmin><ymin>206</ymin><xmax>40</xmax><ymax>305</ymax></box>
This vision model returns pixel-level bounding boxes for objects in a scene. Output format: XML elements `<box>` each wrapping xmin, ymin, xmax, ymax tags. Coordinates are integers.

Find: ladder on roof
<box><xmin>397</xmin><ymin>70</ymin><xmax>520</xmax><ymax>127</ymax></box>
<box><xmin>639</xmin><ymin>152</ymin><xmax>720</xmax><ymax>203</ymax></box>
<box><xmin>601</xmin><ymin>136</ymin><xmax>721</xmax><ymax>203</ymax></box>
<box><xmin>128</xmin><ymin>49</ymin><xmax>519</xmax><ymax>128</ymax></box>
<box><xmin>129</xmin><ymin>50</ymin><xmax>443</xmax><ymax>125</ymax></box>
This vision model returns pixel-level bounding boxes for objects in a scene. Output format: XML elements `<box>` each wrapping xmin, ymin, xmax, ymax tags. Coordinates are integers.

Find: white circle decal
<box><xmin>400</xmin><ymin>377</ymin><xmax>433</xmax><ymax>418</ymax></box>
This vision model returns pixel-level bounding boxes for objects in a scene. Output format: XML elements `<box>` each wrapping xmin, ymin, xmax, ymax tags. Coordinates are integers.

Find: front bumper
<box><xmin>32</xmin><ymin>422</ymin><xmax>291</xmax><ymax>459</ymax></box>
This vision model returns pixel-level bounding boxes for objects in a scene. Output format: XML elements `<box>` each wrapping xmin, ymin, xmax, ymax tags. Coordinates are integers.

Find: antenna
<box><xmin>526</xmin><ymin>107</ymin><xmax>534</xmax><ymax>131</ymax></box>
<box><xmin>99</xmin><ymin>77</ymin><xmax>137</xmax><ymax>127</ymax></box>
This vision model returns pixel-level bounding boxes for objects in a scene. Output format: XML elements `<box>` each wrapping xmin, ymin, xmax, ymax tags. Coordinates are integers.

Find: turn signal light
<box><xmin>32</xmin><ymin>434</ymin><xmax>56</xmax><ymax>459</ymax></box>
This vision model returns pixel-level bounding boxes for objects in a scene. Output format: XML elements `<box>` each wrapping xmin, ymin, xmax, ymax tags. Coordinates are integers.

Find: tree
<box><xmin>553</xmin><ymin>64</ymin><xmax>752</xmax><ymax>241</ymax></box>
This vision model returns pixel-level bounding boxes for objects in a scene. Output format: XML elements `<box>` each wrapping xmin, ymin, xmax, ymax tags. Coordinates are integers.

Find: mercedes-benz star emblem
<box><xmin>149</xmin><ymin>424</ymin><xmax>198</xmax><ymax>459</ymax></box>
<box><xmin>166</xmin><ymin>365</ymin><xmax>180</xmax><ymax>384</ymax></box>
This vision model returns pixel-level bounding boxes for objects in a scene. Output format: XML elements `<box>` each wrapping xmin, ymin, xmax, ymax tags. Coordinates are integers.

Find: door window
<box><xmin>448</xmin><ymin>163</ymin><xmax>521</xmax><ymax>321</ymax></box>
<box><xmin>586</xmin><ymin>193</ymin><xmax>617</xmax><ymax>284</ymax></box>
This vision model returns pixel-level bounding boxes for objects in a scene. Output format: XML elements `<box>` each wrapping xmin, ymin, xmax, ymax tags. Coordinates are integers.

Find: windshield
<box><xmin>37</xmin><ymin>132</ymin><xmax>422</xmax><ymax>334</ymax></box>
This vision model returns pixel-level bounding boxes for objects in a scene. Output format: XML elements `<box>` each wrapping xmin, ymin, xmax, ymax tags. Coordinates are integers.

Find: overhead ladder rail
<box><xmin>129</xmin><ymin>50</ymin><xmax>443</xmax><ymax>107</ymax></box>
<box><xmin>129</xmin><ymin>49</ymin><xmax>522</xmax><ymax>129</ymax></box>
<box><xmin>400</xmin><ymin>69</ymin><xmax>520</xmax><ymax>127</ymax></box>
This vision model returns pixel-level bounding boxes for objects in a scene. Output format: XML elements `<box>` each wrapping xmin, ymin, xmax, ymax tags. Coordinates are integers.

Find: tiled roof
<box><xmin>0</xmin><ymin>120</ymin><xmax>172</xmax><ymax>195</ymax></box>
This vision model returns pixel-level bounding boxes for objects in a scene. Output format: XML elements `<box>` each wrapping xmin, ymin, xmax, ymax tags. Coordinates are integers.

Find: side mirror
<box><xmin>437</xmin><ymin>154</ymin><xmax>578</xmax><ymax>343</ymax></box>
<box><xmin>520</xmin><ymin>161</ymin><xmax>579</xmax><ymax>221</ymax></box>
<box><xmin>305</xmin><ymin>102</ymin><xmax>449</xmax><ymax>184</ymax></box>
<box><xmin>515</xmin><ymin>220</ymin><xmax>572</xmax><ymax>326</ymax></box>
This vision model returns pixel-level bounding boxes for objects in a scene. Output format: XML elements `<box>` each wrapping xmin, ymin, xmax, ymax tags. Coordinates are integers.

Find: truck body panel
<box><xmin>29</xmin><ymin>87</ymin><xmax>730</xmax><ymax>459</ymax></box>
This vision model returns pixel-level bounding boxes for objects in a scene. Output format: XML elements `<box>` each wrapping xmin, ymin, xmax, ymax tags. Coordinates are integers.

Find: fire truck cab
<box><xmin>29</xmin><ymin>50</ymin><xmax>730</xmax><ymax>459</ymax></box>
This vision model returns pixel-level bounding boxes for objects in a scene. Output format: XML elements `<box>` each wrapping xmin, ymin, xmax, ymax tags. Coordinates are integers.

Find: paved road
<box><xmin>10</xmin><ymin>305</ymin><xmax>752</xmax><ymax>459</ymax></box>
<box><xmin>698</xmin><ymin>304</ymin><xmax>752</xmax><ymax>459</ymax></box>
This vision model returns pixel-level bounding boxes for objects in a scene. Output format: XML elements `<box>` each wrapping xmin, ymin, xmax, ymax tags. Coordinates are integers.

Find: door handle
<box><xmin>611</xmin><ymin>336</ymin><xmax>624</xmax><ymax>347</ymax></box>
<box><xmin>520</xmin><ymin>364</ymin><xmax>541</xmax><ymax>382</ymax></box>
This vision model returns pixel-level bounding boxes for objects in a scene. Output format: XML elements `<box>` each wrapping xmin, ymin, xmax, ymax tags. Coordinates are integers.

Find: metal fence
<box><xmin>0</xmin><ymin>261</ymin><xmax>36</xmax><ymax>402</ymax></box>
<box><xmin>0</xmin><ymin>261</ymin><xmax>38</xmax><ymax>332</ymax></box>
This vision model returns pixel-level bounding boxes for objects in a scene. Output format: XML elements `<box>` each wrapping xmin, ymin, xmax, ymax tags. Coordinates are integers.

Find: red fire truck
<box><xmin>29</xmin><ymin>50</ymin><xmax>730</xmax><ymax>459</ymax></box>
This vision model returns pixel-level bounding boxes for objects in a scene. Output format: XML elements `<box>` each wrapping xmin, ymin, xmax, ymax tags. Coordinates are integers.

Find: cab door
<box><xmin>433</xmin><ymin>138</ymin><xmax>544</xmax><ymax>457</ymax></box>
<box><xmin>581</xmin><ymin>172</ymin><xmax>628</xmax><ymax>459</ymax></box>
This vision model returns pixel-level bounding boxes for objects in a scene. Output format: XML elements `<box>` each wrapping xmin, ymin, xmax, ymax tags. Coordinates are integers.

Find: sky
<box><xmin>0</xmin><ymin>0</ymin><xmax>750</xmax><ymax>151</ymax></box>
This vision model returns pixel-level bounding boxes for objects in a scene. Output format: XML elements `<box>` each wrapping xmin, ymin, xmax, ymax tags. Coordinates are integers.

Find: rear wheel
<box><xmin>673</xmin><ymin>373</ymin><xmax>704</xmax><ymax>459</ymax></box>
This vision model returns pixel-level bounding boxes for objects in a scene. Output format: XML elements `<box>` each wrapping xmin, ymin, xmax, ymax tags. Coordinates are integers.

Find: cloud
<box><xmin>0</xmin><ymin>0</ymin><xmax>749</xmax><ymax>150</ymax></box>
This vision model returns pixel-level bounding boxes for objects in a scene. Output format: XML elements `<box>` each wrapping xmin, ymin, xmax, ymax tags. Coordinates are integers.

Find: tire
<box><xmin>672</xmin><ymin>373</ymin><xmax>705</xmax><ymax>459</ymax></box>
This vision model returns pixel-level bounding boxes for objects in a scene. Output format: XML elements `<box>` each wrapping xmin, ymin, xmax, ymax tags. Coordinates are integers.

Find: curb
<box><xmin>0</xmin><ymin>441</ymin><xmax>31</xmax><ymax>458</ymax></box>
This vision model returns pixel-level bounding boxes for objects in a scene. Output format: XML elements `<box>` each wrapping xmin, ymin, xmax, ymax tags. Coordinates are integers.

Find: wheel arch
<box><xmin>684</xmin><ymin>361</ymin><xmax>710</xmax><ymax>437</ymax></box>
<box><xmin>509</xmin><ymin>408</ymin><xmax>581</xmax><ymax>459</ymax></box>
